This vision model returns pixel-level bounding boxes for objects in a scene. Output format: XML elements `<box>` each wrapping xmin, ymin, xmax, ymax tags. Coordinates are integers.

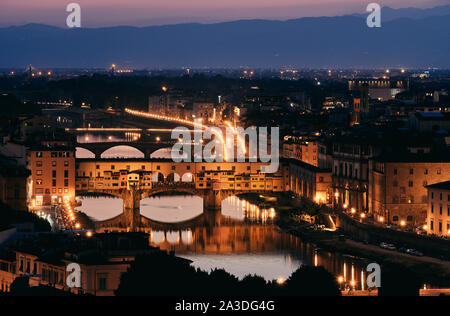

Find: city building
<box><xmin>0</xmin><ymin>156</ymin><xmax>29</xmax><ymax>211</ymax></box>
<box><xmin>288</xmin><ymin>159</ymin><xmax>332</xmax><ymax>204</ymax></box>
<box><xmin>0</xmin><ymin>233</ymin><xmax>167</xmax><ymax>296</ymax></box>
<box><xmin>193</xmin><ymin>102</ymin><xmax>217</xmax><ymax>123</ymax></box>
<box><xmin>370</xmin><ymin>153</ymin><xmax>450</xmax><ymax>226</ymax></box>
<box><xmin>331</xmin><ymin>134</ymin><xmax>380</xmax><ymax>213</ymax></box>
<box><xmin>27</xmin><ymin>144</ymin><xmax>76</xmax><ymax>207</ymax></box>
<box><xmin>409</xmin><ymin>112</ymin><xmax>450</xmax><ymax>132</ymax></box>
<box><xmin>426</xmin><ymin>181</ymin><xmax>450</xmax><ymax>237</ymax></box>
<box><xmin>282</xmin><ymin>136</ymin><xmax>318</xmax><ymax>167</ymax></box>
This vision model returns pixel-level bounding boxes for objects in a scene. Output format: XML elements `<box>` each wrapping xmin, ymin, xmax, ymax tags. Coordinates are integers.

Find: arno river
<box><xmin>76</xmin><ymin>194</ymin><xmax>369</xmax><ymax>289</ymax></box>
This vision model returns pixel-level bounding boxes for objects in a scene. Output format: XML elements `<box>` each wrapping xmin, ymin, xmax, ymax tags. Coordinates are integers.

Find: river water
<box><xmin>76</xmin><ymin>194</ymin><xmax>369</xmax><ymax>289</ymax></box>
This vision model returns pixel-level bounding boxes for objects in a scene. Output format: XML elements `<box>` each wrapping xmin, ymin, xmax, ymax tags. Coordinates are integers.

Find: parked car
<box><xmin>379</xmin><ymin>242</ymin><xmax>388</xmax><ymax>249</ymax></box>
<box><xmin>410</xmin><ymin>250</ymin><xmax>424</xmax><ymax>257</ymax></box>
<box><xmin>386</xmin><ymin>244</ymin><xmax>397</xmax><ymax>251</ymax></box>
<box><xmin>398</xmin><ymin>247</ymin><xmax>407</xmax><ymax>253</ymax></box>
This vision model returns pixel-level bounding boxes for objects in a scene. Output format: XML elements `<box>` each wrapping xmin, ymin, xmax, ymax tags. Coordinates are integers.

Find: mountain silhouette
<box><xmin>1</xmin><ymin>6</ymin><xmax>449</xmax><ymax>69</ymax></box>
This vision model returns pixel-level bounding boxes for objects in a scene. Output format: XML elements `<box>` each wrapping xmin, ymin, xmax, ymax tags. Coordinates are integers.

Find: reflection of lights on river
<box><xmin>225</xmin><ymin>196</ymin><xmax>276</xmax><ymax>223</ymax></box>
<box><xmin>166</xmin><ymin>231</ymin><xmax>180</xmax><ymax>244</ymax></box>
<box><xmin>181</xmin><ymin>230</ymin><xmax>193</xmax><ymax>245</ymax></box>
<box><xmin>150</xmin><ymin>231</ymin><xmax>165</xmax><ymax>244</ymax></box>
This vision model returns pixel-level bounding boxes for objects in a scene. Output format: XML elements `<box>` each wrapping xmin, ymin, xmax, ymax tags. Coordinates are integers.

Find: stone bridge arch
<box><xmin>75</xmin><ymin>147</ymin><xmax>96</xmax><ymax>159</ymax></box>
<box><xmin>76</xmin><ymin>141</ymin><xmax>176</xmax><ymax>159</ymax></box>
<box><xmin>101</xmin><ymin>145</ymin><xmax>145</xmax><ymax>159</ymax></box>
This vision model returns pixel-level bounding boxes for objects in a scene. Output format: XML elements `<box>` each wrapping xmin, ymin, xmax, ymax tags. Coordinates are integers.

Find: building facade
<box><xmin>370</xmin><ymin>154</ymin><xmax>450</xmax><ymax>227</ymax></box>
<box><xmin>27</xmin><ymin>145</ymin><xmax>76</xmax><ymax>207</ymax></box>
<box><xmin>426</xmin><ymin>181</ymin><xmax>450</xmax><ymax>237</ymax></box>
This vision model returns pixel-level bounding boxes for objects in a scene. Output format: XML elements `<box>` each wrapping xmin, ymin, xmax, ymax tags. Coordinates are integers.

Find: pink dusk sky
<box><xmin>0</xmin><ymin>0</ymin><xmax>447</xmax><ymax>27</ymax></box>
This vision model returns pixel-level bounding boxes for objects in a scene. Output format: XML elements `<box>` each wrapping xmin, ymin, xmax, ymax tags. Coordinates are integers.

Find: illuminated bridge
<box><xmin>76</xmin><ymin>159</ymin><xmax>289</xmax><ymax>231</ymax></box>
<box><xmin>76</xmin><ymin>141</ymin><xmax>177</xmax><ymax>159</ymax></box>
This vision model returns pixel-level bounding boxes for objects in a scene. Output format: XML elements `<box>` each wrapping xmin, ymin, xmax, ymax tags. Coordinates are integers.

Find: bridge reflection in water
<box><xmin>80</xmin><ymin>194</ymin><xmax>367</xmax><ymax>287</ymax></box>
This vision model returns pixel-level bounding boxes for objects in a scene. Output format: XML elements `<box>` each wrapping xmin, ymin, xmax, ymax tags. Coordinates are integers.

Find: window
<box><xmin>437</xmin><ymin>168</ymin><xmax>441</xmax><ymax>175</ymax></box>
<box><xmin>36</xmin><ymin>170</ymin><xmax>43</xmax><ymax>176</ymax></box>
<box><xmin>393</xmin><ymin>216</ymin><xmax>399</xmax><ymax>222</ymax></box>
<box><xmin>440</xmin><ymin>205</ymin><xmax>443</xmax><ymax>215</ymax></box>
<box><xmin>64</xmin><ymin>161</ymin><xmax>69</xmax><ymax>167</ymax></box>
<box><xmin>52</xmin><ymin>161</ymin><xmax>57</xmax><ymax>167</ymax></box>
<box><xmin>111</xmin><ymin>165</ymin><xmax>115</xmax><ymax>170</ymax></box>
<box><xmin>98</xmin><ymin>277</ymin><xmax>107</xmax><ymax>291</ymax></box>
<box><xmin>36</xmin><ymin>179</ymin><xmax>43</xmax><ymax>185</ymax></box>
<box><xmin>171</xmin><ymin>166</ymin><xmax>176</xmax><ymax>170</ymax></box>
<box><xmin>408</xmin><ymin>181</ymin><xmax>413</xmax><ymax>187</ymax></box>
<box><xmin>36</xmin><ymin>152</ymin><xmax>43</xmax><ymax>158</ymax></box>
<box><xmin>431</xmin><ymin>204</ymin><xmax>434</xmax><ymax>214</ymax></box>
<box><xmin>424</xmin><ymin>169</ymin><xmax>428</xmax><ymax>175</ymax></box>
<box><xmin>36</xmin><ymin>161</ymin><xmax>42</xmax><ymax>167</ymax></box>
<box><xmin>393</xmin><ymin>169</ymin><xmax>397</xmax><ymax>175</ymax></box>
<box><xmin>407</xmin><ymin>216</ymin><xmax>413</xmax><ymax>222</ymax></box>
<box><xmin>52</xmin><ymin>170</ymin><xmax>56</xmax><ymax>178</ymax></box>
<box><xmin>409</xmin><ymin>169</ymin><xmax>414</xmax><ymax>175</ymax></box>
<box><xmin>51</xmin><ymin>152</ymin><xmax>58</xmax><ymax>158</ymax></box>
<box><xmin>64</xmin><ymin>179</ymin><xmax>69</xmax><ymax>187</ymax></box>
<box><xmin>393</xmin><ymin>180</ymin><xmax>398</xmax><ymax>187</ymax></box>
<box><xmin>64</xmin><ymin>170</ymin><xmax>69</xmax><ymax>178</ymax></box>
<box><xmin>96</xmin><ymin>165</ymin><xmax>100</xmax><ymax>169</ymax></box>
<box><xmin>52</xmin><ymin>179</ymin><xmax>56</xmax><ymax>187</ymax></box>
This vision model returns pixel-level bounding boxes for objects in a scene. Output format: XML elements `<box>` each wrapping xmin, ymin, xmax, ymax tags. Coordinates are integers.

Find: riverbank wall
<box><xmin>337</xmin><ymin>212</ymin><xmax>450</xmax><ymax>260</ymax></box>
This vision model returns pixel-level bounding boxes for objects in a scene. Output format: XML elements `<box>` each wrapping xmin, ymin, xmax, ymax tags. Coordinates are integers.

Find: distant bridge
<box><xmin>76</xmin><ymin>141</ymin><xmax>176</xmax><ymax>159</ymax></box>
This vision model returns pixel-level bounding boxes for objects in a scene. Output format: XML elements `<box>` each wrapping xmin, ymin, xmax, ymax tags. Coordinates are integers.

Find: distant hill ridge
<box><xmin>1</xmin><ymin>6</ymin><xmax>449</xmax><ymax>68</ymax></box>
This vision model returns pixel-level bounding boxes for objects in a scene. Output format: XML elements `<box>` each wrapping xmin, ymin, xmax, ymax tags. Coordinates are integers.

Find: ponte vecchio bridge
<box><xmin>76</xmin><ymin>158</ymin><xmax>289</xmax><ymax>231</ymax></box>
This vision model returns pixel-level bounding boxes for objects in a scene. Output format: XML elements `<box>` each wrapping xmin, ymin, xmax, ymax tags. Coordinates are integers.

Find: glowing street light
<box><xmin>276</xmin><ymin>277</ymin><xmax>285</xmax><ymax>285</ymax></box>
